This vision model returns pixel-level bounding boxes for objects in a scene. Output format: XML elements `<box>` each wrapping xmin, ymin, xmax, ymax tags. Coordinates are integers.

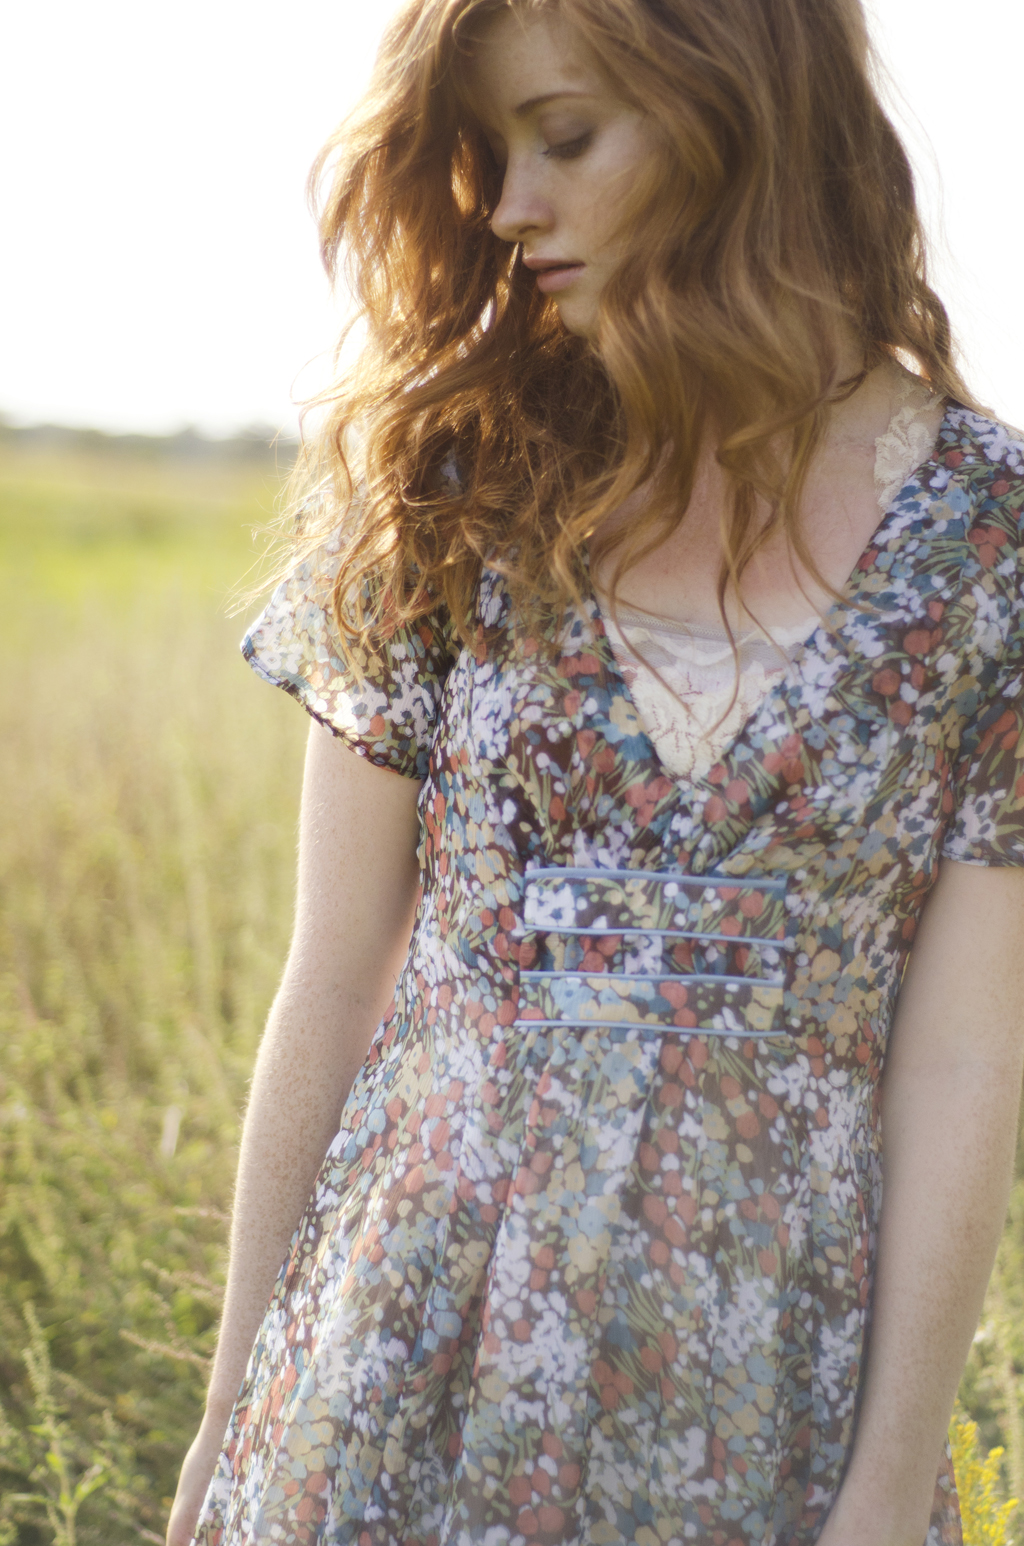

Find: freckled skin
<box><xmin>464</xmin><ymin>10</ymin><xmax>655</xmax><ymax>340</ymax></box>
<box><xmin>166</xmin><ymin>728</ymin><xmax>422</xmax><ymax>1546</ymax></box>
<box><xmin>166</xmin><ymin>19</ymin><xmax>1024</xmax><ymax>1545</ymax></box>
<box><xmin>174</xmin><ymin>406</ymin><xmax>1024</xmax><ymax>1546</ymax></box>
<box><xmin>464</xmin><ymin>13</ymin><xmax>952</xmax><ymax>650</ymax></box>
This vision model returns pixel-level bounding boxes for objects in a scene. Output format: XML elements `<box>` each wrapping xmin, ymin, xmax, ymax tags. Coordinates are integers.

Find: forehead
<box><xmin>458</xmin><ymin>9</ymin><xmax>607</xmax><ymax>128</ymax></box>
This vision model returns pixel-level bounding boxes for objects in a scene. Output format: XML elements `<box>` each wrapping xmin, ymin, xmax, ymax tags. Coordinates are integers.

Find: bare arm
<box><xmin>819</xmin><ymin>858</ymin><xmax>1024</xmax><ymax>1546</ymax></box>
<box><xmin>167</xmin><ymin>722</ymin><xmax>422</xmax><ymax>1545</ymax></box>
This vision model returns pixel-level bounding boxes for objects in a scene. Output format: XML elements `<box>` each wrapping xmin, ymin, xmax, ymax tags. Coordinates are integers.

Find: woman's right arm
<box><xmin>166</xmin><ymin>721</ymin><xmax>423</xmax><ymax>1546</ymax></box>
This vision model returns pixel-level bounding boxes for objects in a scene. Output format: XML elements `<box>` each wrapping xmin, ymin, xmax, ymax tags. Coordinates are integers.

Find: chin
<box><xmin>552</xmin><ymin>297</ymin><xmax>598</xmax><ymax>338</ymax></box>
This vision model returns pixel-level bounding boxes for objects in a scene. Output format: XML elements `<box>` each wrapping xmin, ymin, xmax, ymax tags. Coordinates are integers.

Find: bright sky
<box><xmin>2</xmin><ymin>1</ymin><xmax>1021</xmax><ymax>437</ymax></box>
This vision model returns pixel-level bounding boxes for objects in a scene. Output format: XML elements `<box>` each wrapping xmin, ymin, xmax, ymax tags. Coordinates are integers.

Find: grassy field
<box><xmin>0</xmin><ymin>433</ymin><xmax>305</xmax><ymax>1542</ymax></box>
<box><xmin>0</xmin><ymin>431</ymin><xmax>1021</xmax><ymax>1543</ymax></box>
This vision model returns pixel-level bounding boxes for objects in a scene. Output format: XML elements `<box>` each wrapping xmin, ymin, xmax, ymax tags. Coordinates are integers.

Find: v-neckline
<box><xmin>584</xmin><ymin>397</ymin><xmax>960</xmax><ymax>796</ymax></box>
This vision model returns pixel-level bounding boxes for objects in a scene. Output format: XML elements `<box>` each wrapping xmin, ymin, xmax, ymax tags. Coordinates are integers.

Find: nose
<box><xmin>489</xmin><ymin>154</ymin><xmax>553</xmax><ymax>245</ymax></box>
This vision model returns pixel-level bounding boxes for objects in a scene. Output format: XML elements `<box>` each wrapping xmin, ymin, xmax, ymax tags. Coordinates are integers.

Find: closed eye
<box><xmin>543</xmin><ymin>131</ymin><xmax>594</xmax><ymax>161</ymax></box>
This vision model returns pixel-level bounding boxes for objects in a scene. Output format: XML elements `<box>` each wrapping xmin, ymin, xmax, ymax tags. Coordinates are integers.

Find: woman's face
<box><xmin>464</xmin><ymin>8</ymin><xmax>656</xmax><ymax>337</ymax></box>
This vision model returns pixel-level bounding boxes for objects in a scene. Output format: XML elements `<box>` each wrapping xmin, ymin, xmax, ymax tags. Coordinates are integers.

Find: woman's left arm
<box><xmin>819</xmin><ymin>858</ymin><xmax>1024</xmax><ymax>1546</ymax></box>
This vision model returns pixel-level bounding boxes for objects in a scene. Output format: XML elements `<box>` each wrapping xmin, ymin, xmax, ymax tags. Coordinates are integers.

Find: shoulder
<box><xmin>931</xmin><ymin>405</ymin><xmax>1024</xmax><ymax>685</ymax></box>
<box><xmin>894</xmin><ymin>403</ymin><xmax>1024</xmax><ymax>606</ymax></box>
<box><xmin>931</xmin><ymin>403</ymin><xmax>1024</xmax><ymax>523</ymax></box>
<box><xmin>243</xmin><ymin>525</ymin><xmax>462</xmax><ymax>780</ymax></box>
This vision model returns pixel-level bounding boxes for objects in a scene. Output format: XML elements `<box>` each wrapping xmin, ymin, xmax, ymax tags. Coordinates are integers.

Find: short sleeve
<box><xmin>941</xmin><ymin>659</ymin><xmax>1024</xmax><ymax>866</ymax></box>
<box><xmin>242</xmin><ymin>536</ymin><xmax>457</xmax><ymax>780</ymax></box>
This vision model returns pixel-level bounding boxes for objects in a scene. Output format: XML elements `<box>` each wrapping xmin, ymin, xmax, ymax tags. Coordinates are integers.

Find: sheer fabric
<box><xmin>602</xmin><ymin>372</ymin><xmax>942</xmax><ymax>779</ymax></box>
<box><xmin>188</xmin><ymin>393</ymin><xmax>1024</xmax><ymax>1546</ymax></box>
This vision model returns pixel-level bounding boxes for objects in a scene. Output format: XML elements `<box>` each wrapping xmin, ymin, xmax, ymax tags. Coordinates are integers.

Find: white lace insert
<box><xmin>874</xmin><ymin>371</ymin><xmax>943</xmax><ymax>510</ymax></box>
<box><xmin>603</xmin><ymin>375</ymin><xmax>941</xmax><ymax>780</ymax></box>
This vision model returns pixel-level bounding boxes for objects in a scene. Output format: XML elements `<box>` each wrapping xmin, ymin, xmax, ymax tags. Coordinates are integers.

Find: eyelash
<box><xmin>543</xmin><ymin>132</ymin><xmax>593</xmax><ymax>161</ymax></box>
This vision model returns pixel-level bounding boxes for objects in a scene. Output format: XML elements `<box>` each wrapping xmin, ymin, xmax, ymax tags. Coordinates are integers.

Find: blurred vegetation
<box><xmin>0</xmin><ymin>425</ymin><xmax>1021</xmax><ymax>1541</ymax></box>
<box><xmin>0</xmin><ymin>430</ymin><xmax>304</xmax><ymax>1541</ymax></box>
<box><xmin>952</xmin><ymin>1411</ymin><xmax>1020</xmax><ymax>1546</ymax></box>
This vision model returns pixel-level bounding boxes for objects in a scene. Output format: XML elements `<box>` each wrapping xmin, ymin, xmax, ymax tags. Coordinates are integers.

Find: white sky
<box><xmin>2</xmin><ymin>1</ymin><xmax>1021</xmax><ymax>437</ymax></box>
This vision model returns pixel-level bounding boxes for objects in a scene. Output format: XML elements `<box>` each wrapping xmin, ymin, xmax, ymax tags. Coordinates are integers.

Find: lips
<box><xmin>523</xmin><ymin>257</ymin><xmax>586</xmax><ymax>295</ymax></box>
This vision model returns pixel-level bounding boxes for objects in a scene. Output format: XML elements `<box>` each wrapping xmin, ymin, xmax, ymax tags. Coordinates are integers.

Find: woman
<box><xmin>170</xmin><ymin>1</ymin><xmax>1024</xmax><ymax>1542</ymax></box>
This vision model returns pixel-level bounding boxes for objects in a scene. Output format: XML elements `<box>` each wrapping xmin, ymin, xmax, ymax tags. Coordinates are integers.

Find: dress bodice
<box><xmin>601</xmin><ymin>371</ymin><xmax>942</xmax><ymax>779</ymax></box>
<box><xmin>200</xmin><ymin>398</ymin><xmax>1024</xmax><ymax>1546</ymax></box>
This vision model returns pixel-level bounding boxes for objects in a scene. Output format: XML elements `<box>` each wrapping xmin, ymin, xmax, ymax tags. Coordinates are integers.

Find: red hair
<box><xmin>281</xmin><ymin>0</ymin><xmax>971</xmax><ymax>653</ymax></box>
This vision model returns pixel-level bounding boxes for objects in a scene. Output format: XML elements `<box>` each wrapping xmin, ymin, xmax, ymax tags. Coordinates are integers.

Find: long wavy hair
<box><xmin>284</xmin><ymin>0</ymin><xmax>971</xmax><ymax>656</ymax></box>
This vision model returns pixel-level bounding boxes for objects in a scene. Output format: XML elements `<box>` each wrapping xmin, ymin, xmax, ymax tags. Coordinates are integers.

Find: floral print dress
<box><xmin>194</xmin><ymin>403</ymin><xmax>1024</xmax><ymax>1546</ymax></box>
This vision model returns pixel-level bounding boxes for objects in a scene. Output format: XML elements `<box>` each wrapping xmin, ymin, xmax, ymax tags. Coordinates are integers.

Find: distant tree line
<box><xmin>0</xmin><ymin>414</ymin><xmax>299</xmax><ymax>467</ymax></box>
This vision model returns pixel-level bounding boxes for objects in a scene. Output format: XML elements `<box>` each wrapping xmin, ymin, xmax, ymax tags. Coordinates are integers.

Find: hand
<box><xmin>165</xmin><ymin>1411</ymin><xmax>230</xmax><ymax>1546</ymax></box>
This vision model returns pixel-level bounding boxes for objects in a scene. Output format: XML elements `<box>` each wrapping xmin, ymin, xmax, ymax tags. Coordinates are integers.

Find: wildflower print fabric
<box><xmin>193</xmin><ymin>403</ymin><xmax>1024</xmax><ymax>1546</ymax></box>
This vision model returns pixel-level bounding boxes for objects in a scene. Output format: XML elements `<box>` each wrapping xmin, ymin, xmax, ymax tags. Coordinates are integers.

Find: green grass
<box><xmin>0</xmin><ymin>439</ymin><xmax>305</xmax><ymax>1542</ymax></box>
<box><xmin>0</xmin><ymin>436</ymin><xmax>1020</xmax><ymax>1542</ymax></box>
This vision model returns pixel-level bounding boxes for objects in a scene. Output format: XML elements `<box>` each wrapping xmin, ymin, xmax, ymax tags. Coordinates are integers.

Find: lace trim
<box><xmin>603</xmin><ymin>611</ymin><xmax>808</xmax><ymax>781</ymax></box>
<box><xmin>873</xmin><ymin>371</ymin><xmax>942</xmax><ymax>511</ymax></box>
<box><xmin>604</xmin><ymin>374</ymin><xmax>941</xmax><ymax>780</ymax></box>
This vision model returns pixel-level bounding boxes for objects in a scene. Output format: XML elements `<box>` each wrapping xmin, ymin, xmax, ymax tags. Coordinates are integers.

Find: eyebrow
<box><xmin>512</xmin><ymin>90</ymin><xmax>592</xmax><ymax>118</ymax></box>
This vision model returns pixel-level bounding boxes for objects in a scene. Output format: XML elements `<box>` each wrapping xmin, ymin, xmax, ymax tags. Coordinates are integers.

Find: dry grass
<box><xmin>0</xmin><ymin>436</ymin><xmax>1020</xmax><ymax>1542</ymax></box>
<box><xmin>0</xmin><ymin>440</ymin><xmax>304</xmax><ymax>1540</ymax></box>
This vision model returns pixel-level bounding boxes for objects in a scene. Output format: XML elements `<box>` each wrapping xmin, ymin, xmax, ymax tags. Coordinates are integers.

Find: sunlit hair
<box><xmin>283</xmin><ymin>0</ymin><xmax>972</xmax><ymax>656</ymax></box>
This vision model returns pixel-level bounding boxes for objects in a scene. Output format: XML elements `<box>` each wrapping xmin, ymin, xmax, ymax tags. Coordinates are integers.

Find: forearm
<box><xmin>202</xmin><ymin>971</ymin><xmax>385</xmax><ymax>1422</ymax></box>
<box><xmin>815</xmin><ymin>859</ymin><xmax>1024</xmax><ymax>1544</ymax></box>
<box><xmin>167</xmin><ymin>731</ymin><xmax>422</xmax><ymax>1544</ymax></box>
<box><xmin>823</xmin><ymin>1055</ymin><xmax>1021</xmax><ymax>1543</ymax></box>
<box><xmin>198</xmin><ymin>728</ymin><xmax>422</xmax><ymax>1428</ymax></box>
